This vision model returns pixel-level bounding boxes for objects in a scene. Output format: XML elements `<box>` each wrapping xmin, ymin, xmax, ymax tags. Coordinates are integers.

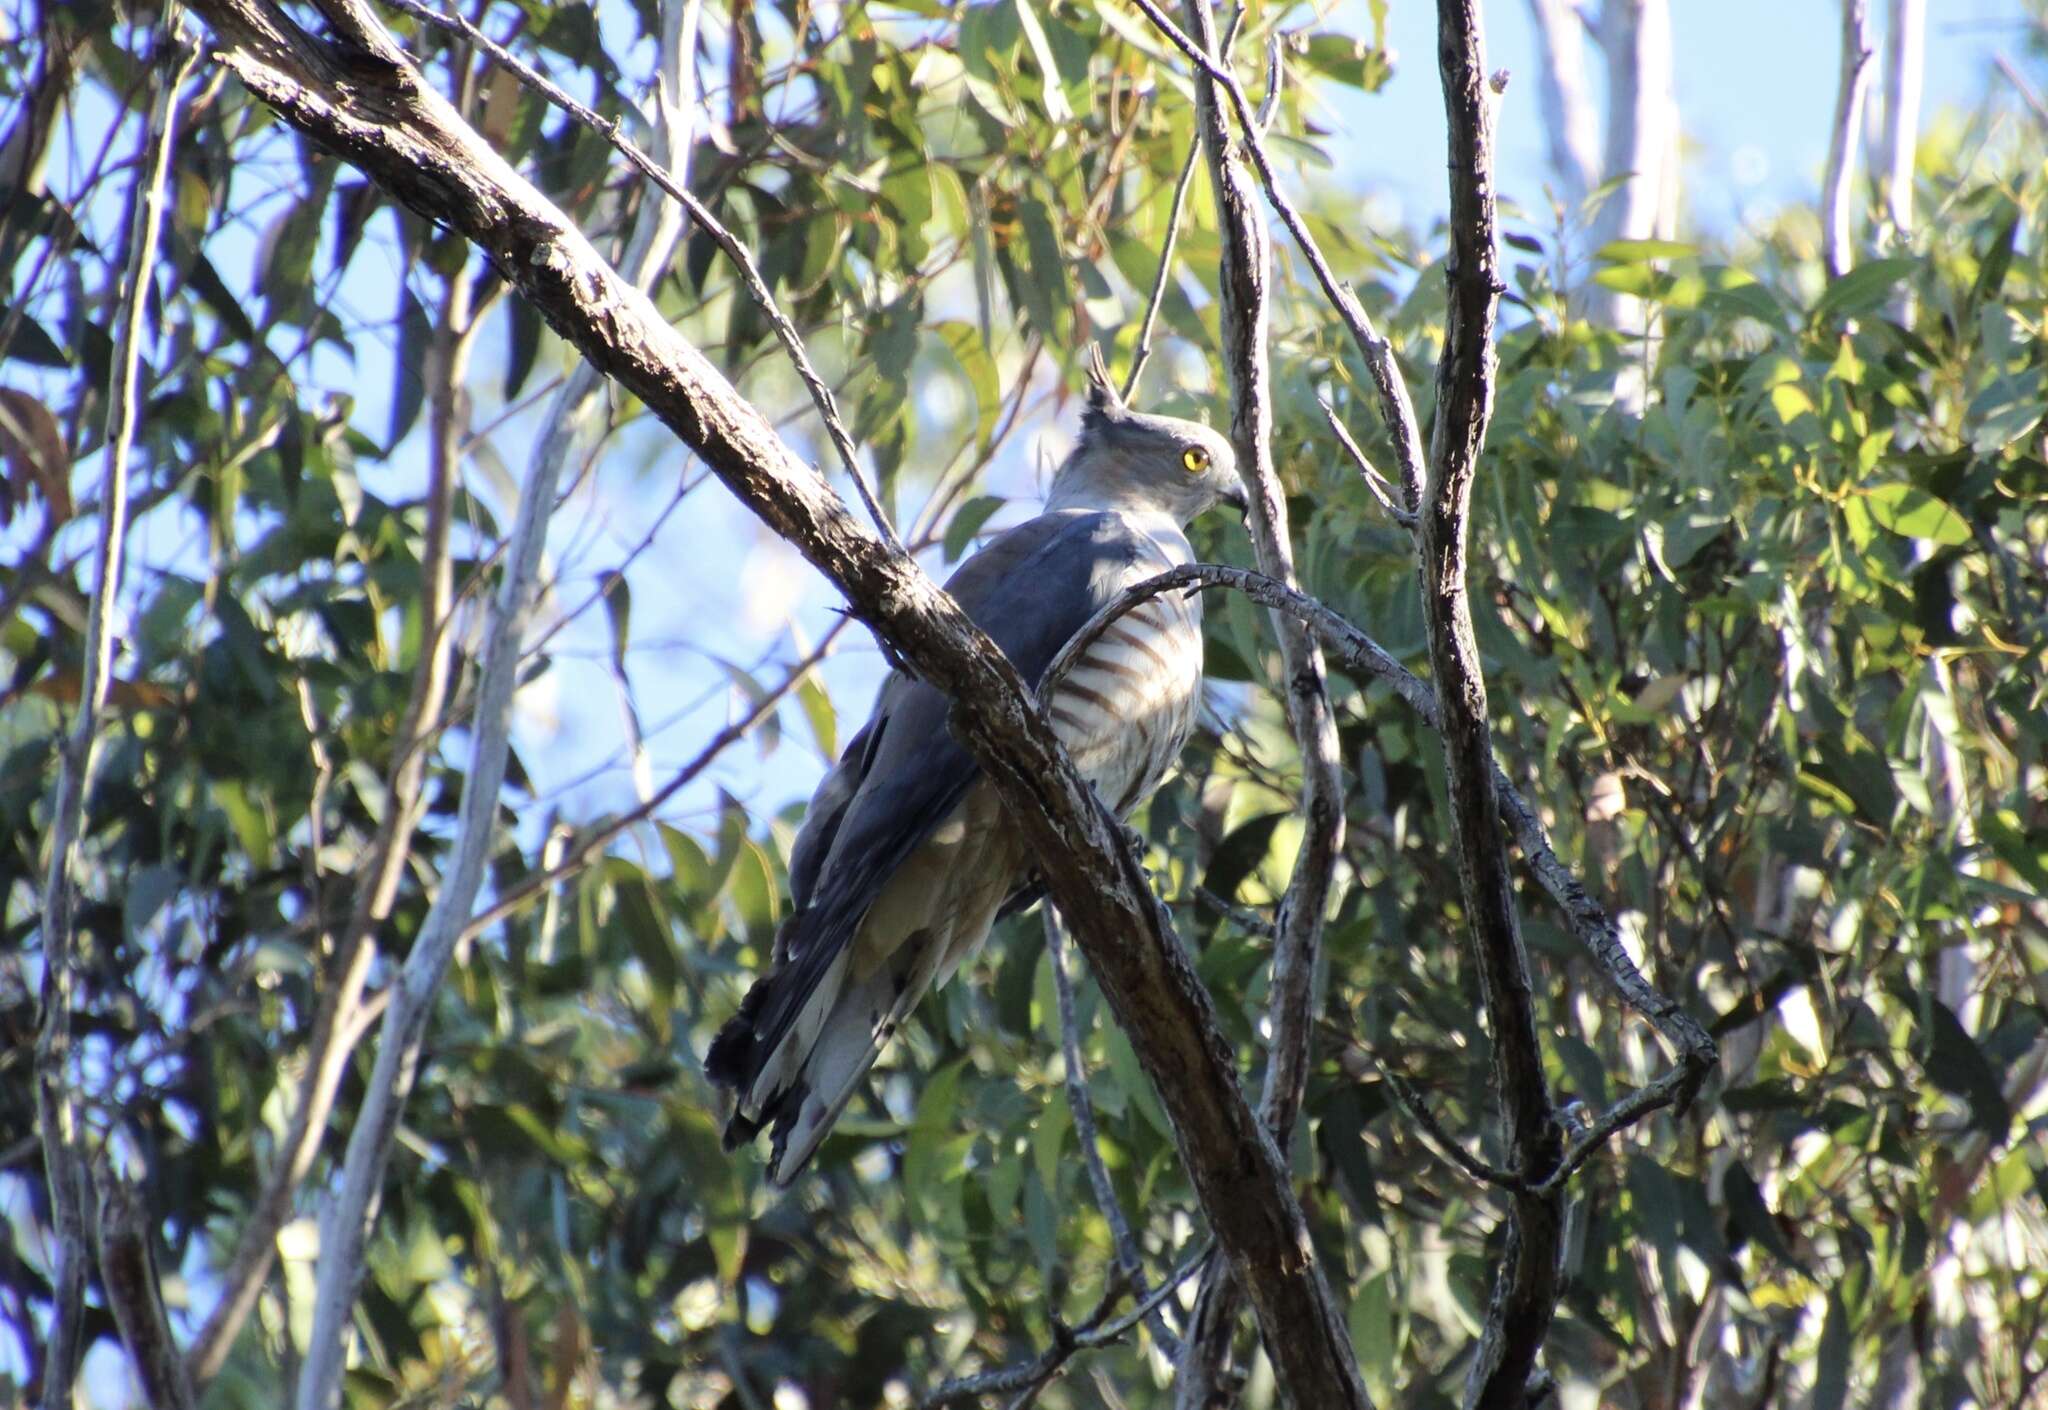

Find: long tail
<box><xmin>706</xmin><ymin>925</ymin><xmax>938</xmax><ymax>1185</ymax></box>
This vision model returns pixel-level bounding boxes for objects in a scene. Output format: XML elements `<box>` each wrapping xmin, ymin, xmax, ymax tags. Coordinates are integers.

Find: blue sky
<box><xmin>1366</xmin><ymin>0</ymin><xmax>2020</xmax><ymax>229</ymax></box>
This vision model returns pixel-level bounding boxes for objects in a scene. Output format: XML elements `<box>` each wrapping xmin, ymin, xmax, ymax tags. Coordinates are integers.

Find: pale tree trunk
<box><xmin>1524</xmin><ymin>0</ymin><xmax>1598</xmax><ymax>213</ymax></box>
<box><xmin>1822</xmin><ymin>0</ymin><xmax>1875</xmax><ymax>280</ymax></box>
<box><xmin>1878</xmin><ymin>0</ymin><xmax>1924</xmax><ymax>321</ymax></box>
<box><xmin>1587</xmin><ymin>0</ymin><xmax>1677</xmax><ymax>407</ymax></box>
<box><xmin>1878</xmin><ymin>0</ymin><xmax>1923</xmax><ymax>241</ymax></box>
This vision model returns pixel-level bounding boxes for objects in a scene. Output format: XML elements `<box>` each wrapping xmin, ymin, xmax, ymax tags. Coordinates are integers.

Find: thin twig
<box><xmin>1044</xmin><ymin>909</ymin><xmax>1182</xmax><ymax>1361</ymax></box>
<box><xmin>1319</xmin><ymin>397</ymin><xmax>1415</xmax><ymax>531</ymax></box>
<box><xmin>456</xmin><ymin>619</ymin><xmax>845</xmax><ymax>945</ymax></box>
<box><xmin>1992</xmin><ymin>51</ymin><xmax>2048</xmax><ymax>129</ymax></box>
<box><xmin>1126</xmin><ymin>0</ymin><xmax>1426</xmax><ymax>513</ymax></box>
<box><xmin>1121</xmin><ymin>132</ymin><xmax>1202</xmax><ymax>402</ymax></box>
<box><xmin>1327</xmin><ymin>1027</ymin><xmax>1519</xmax><ymax>1189</ymax></box>
<box><xmin>1192</xmin><ymin>886</ymin><xmax>1273</xmax><ymax>936</ymax></box>
<box><xmin>291</xmin><ymin>7</ymin><xmax>706</xmax><ymax>1407</ymax></box>
<box><xmin>383</xmin><ymin>0</ymin><xmax>905</xmax><ymax>557</ymax></box>
<box><xmin>922</xmin><ymin>1246</ymin><xmax>1211</xmax><ymax>1409</ymax></box>
<box><xmin>34</xmin><ymin>28</ymin><xmax>194</xmax><ymax>1410</ymax></box>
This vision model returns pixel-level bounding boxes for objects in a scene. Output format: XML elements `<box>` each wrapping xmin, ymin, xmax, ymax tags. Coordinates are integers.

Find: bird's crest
<box><xmin>1082</xmin><ymin>345</ymin><xmax>1126</xmax><ymax>440</ymax></box>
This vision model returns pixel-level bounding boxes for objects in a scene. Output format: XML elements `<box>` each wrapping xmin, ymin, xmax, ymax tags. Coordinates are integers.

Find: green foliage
<box><xmin>1</xmin><ymin>2</ymin><xmax>2043</xmax><ymax>1408</ymax></box>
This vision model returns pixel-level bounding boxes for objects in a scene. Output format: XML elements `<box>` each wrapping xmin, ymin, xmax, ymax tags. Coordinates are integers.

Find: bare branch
<box><xmin>1170</xmin><ymin>0</ymin><xmax>1353</xmax><ymax>1396</ymax></box>
<box><xmin>1994</xmin><ymin>52</ymin><xmax>2048</xmax><ymax>131</ymax></box>
<box><xmin>1330</xmin><ymin>1034</ymin><xmax>1520</xmax><ymax>1189</ymax></box>
<box><xmin>97</xmin><ymin>1171</ymin><xmax>195</xmax><ymax>1410</ymax></box>
<box><xmin>1045</xmin><ymin>909</ymin><xmax>1181</xmax><ymax>1361</ymax></box>
<box><xmin>1319</xmin><ymin>398</ymin><xmax>1415</xmax><ymax>532</ymax></box>
<box><xmin>459</xmin><ymin>622</ymin><xmax>845</xmax><ymax>946</ymax></box>
<box><xmin>382</xmin><ymin>0</ymin><xmax>906</xmax><ymax>558</ymax></box>
<box><xmin>179</xmin><ymin>9</ymin><xmax>1367</xmax><ymax>1405</ymax></box>
<box><xmin>1421</xmin><ymin>11</ymin><xmax>1570</xmax><ymax>1403</ymax></box>
<box><xmin>1120</xmin><ymin>132</ymin><xmax>1201</xmax><ymax>403</ymax></box>
<box><xmin>922</xmin><ymin>1246</ymin><xmax>1211</xmax><ymax>1409</ymax></box>
<box><xmin>34</xmin><ymin>31</ymin><xmax>194</xmax><ymax>1410</ymax></box>
<box><xmin>293</xmin><ymin>6</ymin><xmax>705</xmax><ymax>1404</ymax></box>
<box><xmin>1125</xmin><ymin>0</ymin><xmax>1425</xmax><ymax>514</ymax></box>
<box><xmin>1822</xmin><ymin>0</ymin><xmax>1875</xmax><ymax>280</ymax></box>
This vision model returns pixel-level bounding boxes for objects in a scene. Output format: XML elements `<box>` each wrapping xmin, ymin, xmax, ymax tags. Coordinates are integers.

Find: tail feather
<box><xmin>708</xmin><ymin>919</ymin><xmax>946</xmax><ymax>1185</ymax></box>
<box><xmin>767</xmin><ymin>938</ymin><xmax>947</xmax><ymax>1184</ymax></box>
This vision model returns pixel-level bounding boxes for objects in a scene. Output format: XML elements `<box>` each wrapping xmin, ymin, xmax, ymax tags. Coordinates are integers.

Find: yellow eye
<box><xmin>1181</xmin><ymin>446</ymin><xmax>1210</xmax><ymax>474</ymax></box>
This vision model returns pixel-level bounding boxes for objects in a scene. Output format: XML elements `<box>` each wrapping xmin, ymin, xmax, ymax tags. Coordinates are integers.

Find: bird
<box><xmin>706</xmin><ymin>358</ymin><xmax>1247</xmax><ymax>1185</ymax></box>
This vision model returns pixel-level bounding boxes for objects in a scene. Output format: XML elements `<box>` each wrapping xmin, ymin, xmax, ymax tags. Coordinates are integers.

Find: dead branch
<box><xmin>33</xmin><ymin>29</ymin><xmax>194</xmax><ymax>1410</ymax></box>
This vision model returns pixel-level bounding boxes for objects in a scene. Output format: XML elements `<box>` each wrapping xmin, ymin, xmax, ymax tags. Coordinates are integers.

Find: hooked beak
<box><xmin>1220</xmin><ymin>480</ymin><xmax>1250</xmax><ymax>519</ymax></box>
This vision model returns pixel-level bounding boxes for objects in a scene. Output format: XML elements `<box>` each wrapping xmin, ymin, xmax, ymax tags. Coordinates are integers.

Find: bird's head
<box><xmin>1045</xmin><ymin>353</ymin><xmax>1248</xmax><ymax>524</ymax></box>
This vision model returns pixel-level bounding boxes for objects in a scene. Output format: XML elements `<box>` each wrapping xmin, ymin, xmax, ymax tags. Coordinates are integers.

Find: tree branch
<box><xmin>1171</xmin><ymin>0</ymin><xmax>1351</xmax><ymax>1397</ymax></box>
<box><xmin>180</xmin><ymin>5</ymin><xmax>1366</xmax><ymax>1407</ymax></box>
<box><xmin>293</xmin><ymin>5</ymin><xmax>704</xmax><ymax>1403</ymax></box>
<box><xmin>1823</xmin><ymin>0</ymin><xmax>1875</xmax><ymax>280</ymax></box>
<box><xmin>1125</xmin><ymin>0</ymin><xmax>1424</xmax><ymax>514</ymax></box>
<box><xmin>1120</xmin><ymin>130</ymin><xmax>1201</xmax><ymax>402</ymax></box>
<box><xmin>922</xmin><ymin>1246</ymin><xmax>1211</xmax><ymax>1409</ymax></box>
<box><xmin>1045</xmin><ymin>908</ymin><xmax>1181</xmax><ymax>1361</ymax></box>
<box><xmin>458</xmin><ymin>620</ymin><xmax>845</xmax><ymax>946</ymax></box>
<box><xmin>97</xmin><ymin>1171</ymin><xmax>195</xmax><ymax>1410</ymax></box>
<box><xmin>1320</xmin><ymin>397</ymin><xmax>1415</xmax><ymax>532</ymax></box>
<box><xmin>1419</xmin><ymin>12</ymin><xmax>1567</xmax><ymax>1403</ymax></box>
<box><xmin>383</xmin><ymin>0</ymin><xmax>905</xmax><ymax>558</ymax></box>
<box><xmin>33</xmin><ymin>29</ymin><xmax>193</xmax><ymax>1410</ymax></box>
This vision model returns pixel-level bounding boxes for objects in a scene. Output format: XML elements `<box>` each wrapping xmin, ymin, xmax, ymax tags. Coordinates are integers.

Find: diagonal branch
<box><xmin>1171</xmin><ymin>2</ymin><xmax>1350</xmax><ymax>1400</ymax></box>
<box><xmin>1044</xmin><ymin>908</ymin><xmax>1181</xmax><ymax>1361</ymax></box>
<box><xmin>922</xmin><ymin>1246</ymin><xmax>1211</xmax><ymax>1409</ymax></box>
<box><xmin>1120</xmin><ymin>130</ymin><xmax>1201</xmax><ymax>402</ymax></box>
<box><xmin>33</xmin><ymin>29</ymin><xmax>194</xmax><ymax>1410</ymax></box>
<box><xmin>382</xmin><ymin>0</ymin><xmax>905</xmax><ymax>558</ymax></box>
<box><xmin>1125</xmin><ymin>0</ymin><xmax>1425</xmax><ymax>513</ymax></box>
<box><xmin>179</xmin><ymin>5</ymin><xmax>1367</xmax><ymax>1408</ymax></box>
